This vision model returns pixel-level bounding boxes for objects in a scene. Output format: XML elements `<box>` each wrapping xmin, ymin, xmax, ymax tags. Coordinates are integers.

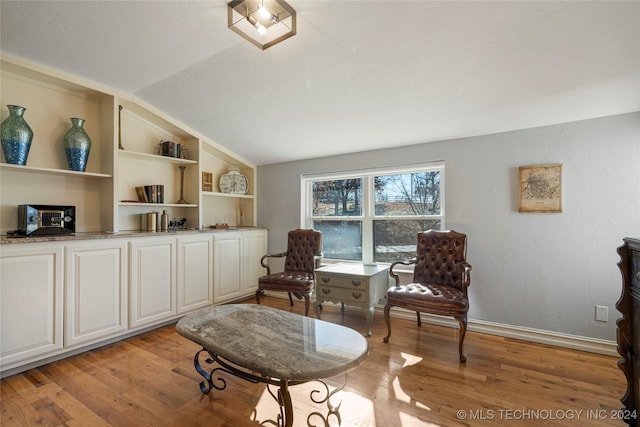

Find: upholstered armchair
<box><xmin>256</xmin><ymin>229</ymin><xmax>323</xmax><ymax>316</ymax></box>
<box><xmin>383</xmin><ymin>229</ymin><xmax>472</xmax><ymax>362</ymax></box>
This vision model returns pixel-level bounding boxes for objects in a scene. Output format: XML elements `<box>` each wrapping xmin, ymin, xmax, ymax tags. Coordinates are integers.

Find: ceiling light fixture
<box><xmin>227</xmin><ymin>0</ymin><xmax>296</xmax><ymax>50</ymax></box>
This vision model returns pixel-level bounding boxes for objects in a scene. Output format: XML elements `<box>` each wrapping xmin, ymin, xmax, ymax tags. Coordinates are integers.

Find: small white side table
<box><xmin>314</xmin><ymin>263</ymin><xmax>389</xmax><ymax>336</ymax></box>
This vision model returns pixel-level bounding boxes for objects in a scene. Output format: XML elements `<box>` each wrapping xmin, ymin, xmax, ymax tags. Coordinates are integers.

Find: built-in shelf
<box><xmin>1</xmin><ymin>54</ymin><xmax>256</xmax><ymax>234</ymax></box>
<box><xmin>118</xmin><ymin>202</ymin><xmax>198</xmax><ymax>208</ymax></box>
<box><xmin>118</xmin><ymin>150</ymin><xmax>198</xmax><ymax>165</ymax></box>
<box><xmin>202</xmin><ymin>191</ymin><xmax>254</xmax><ymax>199</ymax></box>
<box><xmin>0</xmin><ymin>163</ymin><xmax>112</xmax><ymax>178</ymax></box>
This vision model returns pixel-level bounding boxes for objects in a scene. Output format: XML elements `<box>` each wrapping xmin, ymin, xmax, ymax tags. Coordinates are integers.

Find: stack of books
<box><xmin>135</xmin><ymin>185</ymin><xmax>165</xmax><ymax>203</ymax></box>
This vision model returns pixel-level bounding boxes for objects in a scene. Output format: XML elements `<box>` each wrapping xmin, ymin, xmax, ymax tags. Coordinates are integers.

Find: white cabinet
<box><xmin>213</xmin><ymin>232</ymin><xmax>243</xmax><ymax>303</ymax></box>
<box><xmin>0</xmin><ymin>244</ymin><xmax>64</xmax><ymax>370</ymax></box>
<box><xmin>244</xmin><ymin>229</ymin><xmax>268</xmax><ymax>296</ymax></box>
<box><xmin>64</xmin><ymin>240</ymin><xmax>127</xmax><ymax>347</ymax></box>
<box><xmin>129</xmin><ymin>237</ymin><xmax>176</xmax><ymax>328</ymax></box>
<box><xmin>212</xmin><ymin>229</ymin><xmax>267</xmax><ymax>304</ymax></box>
<box><xmin>177</xmin><ymin>234</ymin><xmax>213</xmax><ymax>313</ymax></box>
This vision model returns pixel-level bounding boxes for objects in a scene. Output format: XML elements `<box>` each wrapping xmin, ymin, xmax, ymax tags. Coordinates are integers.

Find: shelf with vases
<box><xmin>0</xmin><ymin>163</ymin><xmax>112</xmax><ymax>178</ymax></box>
<box><xmin>118</xmin><ymin>149</ymin><xmax>197</xmax><ymax>166</ymax></box>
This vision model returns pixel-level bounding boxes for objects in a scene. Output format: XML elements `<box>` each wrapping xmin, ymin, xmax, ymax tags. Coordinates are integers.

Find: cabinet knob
<box><xmin>321</xmin><ymin>277</ymin><xmax>330</xmax><ymax>283</ymax></box>
<box><xmin>352</xmin><ymin>280</ymin><xmax>361</xmax><ymax>287</ymax></box>
<box><xmin>322</xmin><ymin>288</ymin><xmax>331</xmax><ymax>295</ymax></box>
<box><xmin>352</xmin><ymin>292</ymin><xmax>362</xmax><ymax>299</ymax></box>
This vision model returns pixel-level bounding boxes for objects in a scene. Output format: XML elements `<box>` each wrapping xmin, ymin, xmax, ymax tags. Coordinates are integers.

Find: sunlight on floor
<box><xmin>253</xmin><ymin>380</ymin><xmax>376</xmax><ymax>426</ymax></box>
<box><xmin>401</xmin><ymin>352</ymin><xmax>424</xmax><ymax>368</ymax></box>
<box><xmin>392</xmin><ymin>377</ymin><xmax>431</xmax><ymax>411</ymax></box>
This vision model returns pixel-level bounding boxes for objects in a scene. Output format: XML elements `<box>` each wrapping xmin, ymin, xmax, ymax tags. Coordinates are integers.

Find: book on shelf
<box><xmin>135</xmin><ymin>186</ymin><xmax>149</xmax><ymax>202</ymax></box>
<box><xmin>136</xmin><ymin>185</ymin><xmax>164</xmax><ymax>203</ymax></box>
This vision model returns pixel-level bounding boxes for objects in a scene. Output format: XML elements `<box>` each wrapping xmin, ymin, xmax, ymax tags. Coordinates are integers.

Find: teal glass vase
<box><xmin>63</xmin><ymin>117</ymin><xmax>91</xmax><ymax>172</ymax></box>
<box><xmin>1</xmin><ymin>105</ymin><xmax>33</xmax><ymax>165</ymax></box>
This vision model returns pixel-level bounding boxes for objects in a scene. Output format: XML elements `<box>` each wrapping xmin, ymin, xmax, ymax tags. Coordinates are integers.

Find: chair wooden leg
<box><xmin>255</xmin><ymin>289</ymin><xmax>262</xmax><ymax>305</ymax></box>
<box><xmin>416</xmin><ymin>311</ymin><xmax>422</xmax><ymax>326</ymax></box>
<box><xmin>456</xmin><ymin>316</ymin><xmax>468</xmax><ymax>363</ymax></box>
<box><xmin>303</xmin><ymin>296</ymin><xmax>310</xmax><ymax>316</ymax></box>
<box><xmin>287</xmin><ymin>292</ymin><xmax>294</xmax><ymax>306</ymax></box>
<box><xmin>383</xmin><ymin>304</ymin><xmax>392</xmax><ymax>343</ymax></box>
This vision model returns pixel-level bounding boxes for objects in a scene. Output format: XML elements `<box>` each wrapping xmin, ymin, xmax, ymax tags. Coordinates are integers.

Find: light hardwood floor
<box><xmin>1</xmin><ymin>297</ymin><xmax>629</xmax><ymax>427</ymax></box>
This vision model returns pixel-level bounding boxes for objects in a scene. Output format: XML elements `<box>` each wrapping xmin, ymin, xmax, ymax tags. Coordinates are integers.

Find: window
<box><xmin>302</xmin><ymin>162</ymin><xmax>444</xmax><ymax>264</ymax></box>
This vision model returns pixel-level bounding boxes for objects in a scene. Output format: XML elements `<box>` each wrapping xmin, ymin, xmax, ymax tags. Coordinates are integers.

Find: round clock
<box><xmin>219</xmin><ymin>170</ymin><xmax>248</xmax><ymax>194</ymax></box>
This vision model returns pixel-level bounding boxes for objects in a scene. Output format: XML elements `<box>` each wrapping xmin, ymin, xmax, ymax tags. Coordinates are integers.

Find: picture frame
<box><xmin>202</xmin><ymin>171</ymin><xmax>213</xmax><ymax>192</ymax></box>
<box><xmin>518</xmin><ymin>164</ymin><xmax>562</xmax><ymax>212</ymax></box>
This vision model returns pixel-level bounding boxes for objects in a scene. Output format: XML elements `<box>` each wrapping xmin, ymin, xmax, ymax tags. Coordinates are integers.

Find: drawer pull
<box><xmin>352</xmin><ymin>292</ymin><xmax>362</xmax><ymax>299</ymax></box>
<box><xmin>321</xmin><ymin>277</ymin><xmax>331</xmax><ymax>284</ymax></box>
<box><xmin>352</xmin><ymin>280</ymin><xmax>362</xmax><ymax>287</ymax></box>
<box><xmin>322</xmin><ymin>288</ymin><xmax>331</xmax><ymax>295</ymax></box>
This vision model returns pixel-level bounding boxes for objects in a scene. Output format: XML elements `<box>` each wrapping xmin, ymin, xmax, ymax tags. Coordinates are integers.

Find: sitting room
<box><xmin>1</xmin><ymin>1</ymin><xmax>639</xmax><ymax>426</ymax></box>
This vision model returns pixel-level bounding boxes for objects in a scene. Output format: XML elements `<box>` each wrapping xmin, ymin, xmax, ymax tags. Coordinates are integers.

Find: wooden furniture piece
<box><xmin>176</xmin><ymin>304</ymin><xmax>369</xmax><ymax>427</ymax></box>
<box><xmin>256</xmin><ymin>229</ymin><xmax>322</xmax><ymax>316</ymax></box>
<box><xmin>314</xmin><ymin>263</ymin><xmax>389</xmax><ymax>336</ymax></box>
<box><xmin>383</xmin><ymin>229</ymin><xmax>472</xmax><ymax>362</ymax></box>
<box><xmin>616</xmin><ymin>237</ymin><xmax>640</xmax><ymax>427</ymax></box>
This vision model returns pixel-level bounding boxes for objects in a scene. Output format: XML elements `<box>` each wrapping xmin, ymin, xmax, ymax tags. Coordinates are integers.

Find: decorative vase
<box><xmin>63</xmin><ymin>117</ymin><xmax>91</xmax><ymax>172</ymax></box>
<box><xmin>1</xmin><ymin>105</ymin><xmax>33</xmax><ymax>165</ymax></box>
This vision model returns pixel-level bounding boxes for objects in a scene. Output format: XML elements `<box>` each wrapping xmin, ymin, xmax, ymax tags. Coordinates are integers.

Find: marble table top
<box><xmin>176</xmin><ymin>304</ymin><xmax>369</xmax><ymax>382</ymax></box>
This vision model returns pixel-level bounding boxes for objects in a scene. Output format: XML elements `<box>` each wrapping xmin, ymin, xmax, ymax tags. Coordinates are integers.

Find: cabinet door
<box><xmin>213</xmin><ymin>233</ymin><xmax>243</xmax><ymax>303</ymax></box>
<box><xmin>177</xmin><ymin>234</ymin><xmax>213</xmax><ymax>313</ymax></box>
<box><xmin>65</xmin><ymin>240</ymin><xmax>127</xmax><ymax>347</ymax></box>
<box><xmin>129</xmin><ymin>237</ymin><xmax>176</xmax><ymax>328</ymax></box>
<box><xmin>243</xmin><ymin>230</ymin><xmax>267</xmax><ymax>295</ymax></box>
<box><xmin>0</xmin><ymin>244</ymin><xmax>63</xmax><ymax>371</ymax></box>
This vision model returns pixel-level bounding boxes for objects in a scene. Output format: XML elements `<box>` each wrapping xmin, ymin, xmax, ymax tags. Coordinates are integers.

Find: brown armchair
<box><xmin>383</xmin><ymin>229</ymin><xmax>472</xmax><ymax>362</ymax></box>
<box><xmin>256</xmin><ymin>229</ymin><xmax>323</xmax><ymax>316</ymax></box>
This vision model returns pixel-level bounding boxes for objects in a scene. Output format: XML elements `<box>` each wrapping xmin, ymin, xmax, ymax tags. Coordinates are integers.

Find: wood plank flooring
<box><xmin>1</xmin><ymin>297</ymin><xmax>629</xmax><ymax>426</ymax></box>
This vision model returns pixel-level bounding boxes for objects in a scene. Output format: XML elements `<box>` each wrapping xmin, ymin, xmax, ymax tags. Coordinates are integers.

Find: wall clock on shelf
<box><xmin>219</xmin><ymin>165</ymin><xmax>248</xmax><ymax>194</ymax></box>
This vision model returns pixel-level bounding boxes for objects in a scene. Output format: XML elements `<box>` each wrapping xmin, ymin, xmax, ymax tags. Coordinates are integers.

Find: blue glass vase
<box><xmin>63</xmin><ymin>117</ymin><xmax>91</xmax><ymax>172</ymax></box>
<box><xmin>1</xmin><ymin>105</ymin><xmax>33</xmax><ymax>165</ymax></box>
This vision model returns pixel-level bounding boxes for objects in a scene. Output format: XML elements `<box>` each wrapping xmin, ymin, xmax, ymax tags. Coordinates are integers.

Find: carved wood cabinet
<box><xmin>617</xmin><ymin>237</ymin><xmax>640</xmax><ymax>426</ymax></box>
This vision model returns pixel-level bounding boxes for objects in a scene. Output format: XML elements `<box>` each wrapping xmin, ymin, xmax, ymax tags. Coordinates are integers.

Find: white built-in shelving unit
<box><xmin>0</xmin><ymin>54</ymin><xmax>257</xmax><ymax>234</ymax></box>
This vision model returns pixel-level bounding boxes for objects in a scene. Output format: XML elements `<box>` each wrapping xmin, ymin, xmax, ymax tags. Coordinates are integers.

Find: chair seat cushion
<box><xmin>387</xmin><ymin>282</ymin><xmax>468</xmax><ymax>315</ymax></box>
<box><xmin>258</xmin><ymin>271</ymin><xmax>314</xmax><ymax>293</ymax></box>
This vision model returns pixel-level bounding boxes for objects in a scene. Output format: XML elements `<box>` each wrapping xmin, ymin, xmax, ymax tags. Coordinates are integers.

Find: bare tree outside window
<box><xmin>373</xmin><ymin>172</ymin><xmax>441</xmax><ymax>262</ymax></box>
<box><xmin>306</xmin><ymin>166</ymin><xmax>443</xmax><ymax>263</ymax></box>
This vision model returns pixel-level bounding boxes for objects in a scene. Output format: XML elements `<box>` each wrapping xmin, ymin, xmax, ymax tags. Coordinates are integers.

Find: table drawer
<box><xmin>316</xmin><ymin>274</ymin><xmax>370</xmax><ymax>291</ymax></box>
<box><xmin>316</xmin><ymin>284</ymin><xmax>370</xmax><ymax>305</ymax></box>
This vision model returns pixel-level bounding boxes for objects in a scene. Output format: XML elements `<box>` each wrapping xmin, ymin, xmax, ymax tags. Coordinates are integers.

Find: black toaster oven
<box><xmin>16</xmin><ymin>204</ymin><xmax>75</xmax><ymax>236</ymax></box>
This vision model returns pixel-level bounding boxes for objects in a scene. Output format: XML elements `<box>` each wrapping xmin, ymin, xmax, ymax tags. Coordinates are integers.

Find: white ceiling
<box><xmin>1</xmin><ymin>1</ymin><xmax>639</xmax><ymax>166</ymax></box>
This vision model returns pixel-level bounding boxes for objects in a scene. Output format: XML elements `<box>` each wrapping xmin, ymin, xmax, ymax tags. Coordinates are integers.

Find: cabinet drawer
<box><xmin>316</xmin><ymin>285</ymin><xmax>370</xmax><ymax>305</ymax></box>
<box><xmin>316</xmin><ymin>274</ymin><xmax>370</xmax><ymax>291</ymax></box>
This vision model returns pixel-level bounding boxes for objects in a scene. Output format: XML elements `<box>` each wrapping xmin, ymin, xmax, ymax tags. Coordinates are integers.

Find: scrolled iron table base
<box><xmin>193</xmin><ymin>348</ymin><xmax>347</xmax><ymax>427</ymax></box>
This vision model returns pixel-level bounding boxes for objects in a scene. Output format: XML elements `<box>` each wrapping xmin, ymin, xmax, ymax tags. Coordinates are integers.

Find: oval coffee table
<box><xmin>176</xmin><ymin>304</ymin><xmax>369</xmax><ymax>427</ymax></box>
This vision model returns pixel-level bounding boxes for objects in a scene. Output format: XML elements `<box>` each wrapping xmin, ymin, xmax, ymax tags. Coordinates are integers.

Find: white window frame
<box><xmin>300</xmin><ymin>161</ymin><xmax>445</xmax><ymax>265</ymax></box>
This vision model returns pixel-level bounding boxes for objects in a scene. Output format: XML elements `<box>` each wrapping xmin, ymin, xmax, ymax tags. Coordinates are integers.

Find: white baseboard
<box><xmin>387</xmin><ymin>308</ymin><xmax>618</xmax><ymax>357</ymax></box>
<box><xmin>265</xmin><ymin>292</ymin><xmax>618</xmax><ymax>357</ymax></box>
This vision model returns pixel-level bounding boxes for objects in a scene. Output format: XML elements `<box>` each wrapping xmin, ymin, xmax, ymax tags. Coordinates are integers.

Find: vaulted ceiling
<box><xmin>1</xmin><ymin>1</ymin><xmax>639</xmax><ymax>165</ymax></box>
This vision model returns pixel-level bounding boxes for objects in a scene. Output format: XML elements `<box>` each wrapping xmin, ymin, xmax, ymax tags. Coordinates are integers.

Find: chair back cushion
<box><xmin>413</xmin><ymin>229</ymin><xmax>467</xmax><ymax>291</ymax></box>
<box><xmin>284</xmin><ymin>229</ymin><xmax>322</xmax><ymax>273</ymax></box>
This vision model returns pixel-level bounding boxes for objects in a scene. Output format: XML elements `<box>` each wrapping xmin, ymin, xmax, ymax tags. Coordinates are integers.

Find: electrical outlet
<box><xmin>595</xmin><ymin>305</ymin><xmax>609</xmax><ymax>322</ymax></box>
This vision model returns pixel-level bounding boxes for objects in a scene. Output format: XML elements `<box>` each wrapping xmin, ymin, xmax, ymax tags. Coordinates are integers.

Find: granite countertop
<box><xmin>0</xmin><ymin>226</ymin><xmax>263</xmax><ymax>245</ymax></box>
<box><xmin>176</xmin><ymin>304</ymin><xmax>369</xmax><ymax>382</ymax></box>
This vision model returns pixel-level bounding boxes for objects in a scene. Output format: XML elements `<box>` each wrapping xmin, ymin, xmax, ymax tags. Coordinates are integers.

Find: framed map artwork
<box><xmin>518</xmin><ymin>164</ymin><xmax>562</xmax><ymax>212</ymax></box>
